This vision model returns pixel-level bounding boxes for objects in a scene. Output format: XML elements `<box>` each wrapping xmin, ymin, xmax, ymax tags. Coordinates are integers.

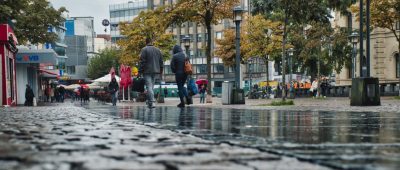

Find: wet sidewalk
<box><xmin>111</xmin><ymin>96</ymin><xmax>400</xmax><ymax>113</ymax></box>
<box><xmin>0</xmin><ymin>103</ymin><xmax>329</xmax><ymax>170</ymax></box>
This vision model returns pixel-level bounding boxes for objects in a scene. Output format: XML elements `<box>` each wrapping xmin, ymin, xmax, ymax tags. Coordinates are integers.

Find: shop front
<box><xmin>16</xmin><ymin>49</ymin><xmax>58</xmax><ymax>105</ymax></box>
<box><xmin>0</xmin><ymin>24</ymin><xmax>18</xmax><ymax>106</ymax></box>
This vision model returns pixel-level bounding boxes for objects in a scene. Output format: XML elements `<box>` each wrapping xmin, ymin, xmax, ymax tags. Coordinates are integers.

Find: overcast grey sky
<box><xmin>49</xmin><ymin>0</ymin><xmax>128</xmax><ymax>35</ymax></box>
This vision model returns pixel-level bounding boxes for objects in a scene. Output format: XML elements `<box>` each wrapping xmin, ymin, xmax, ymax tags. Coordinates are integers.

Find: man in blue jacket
<box><xmin>139</xmin><ymin>38</ymin><xmax>164</xmax><ymax>109</ymax></box>
<box><xmin>170</xmin><ymin>45</ymin><xmax>189</xmax><ymax>108</ymax></box>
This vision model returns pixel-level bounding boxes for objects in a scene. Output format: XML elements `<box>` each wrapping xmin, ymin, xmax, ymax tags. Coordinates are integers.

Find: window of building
<box><xmin>197</xmin><ymin>64</ymin><xmax>207</xmax><ymax>73</ymax></box>
<box><xmin>164</xmin><ymin>66</ymin><xmax>172</xmax><ymax>74</ymax></box>
<box><xmin>67</xmin><ymin>66</ymin><xmax>75</xmax><ymax>74</ymax></box>
<box><xmin>228</xmin><ymin>66</ymin><xmax>235</xmax><ymax>73</ymax></box>
<box><xmin>396</xmin><ymin>53</ymin><xmax>400</xmax><ymax>78</ymax></box>
<box><xmin>214</xmin><ymin>64</ymin><xmax>224</xmax><ymax>73</ymax></box>
<box><xmin>396</xmin><ymin>21</ymin><xmax>400</xmax><ymax>31</ymax></box>
<box><xmin>216</xmin><ymin>32</ymin><xmax>223</xmax><ymax>39</ymax></box>
<box><xmin>197</xmin><ymin>34</ymin><xmax>202</xmax><ymax>42</ymax></box>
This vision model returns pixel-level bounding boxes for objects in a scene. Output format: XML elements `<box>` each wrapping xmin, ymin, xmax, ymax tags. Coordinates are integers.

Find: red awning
<box><xmin>38</xmin><ymin>69</ymin><xmax>59</xmax><ymax>78</ymax></box>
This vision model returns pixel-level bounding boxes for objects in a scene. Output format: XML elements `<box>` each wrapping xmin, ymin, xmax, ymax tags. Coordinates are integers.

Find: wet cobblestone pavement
<box><xmin>0</xmin><ymin>103</ymin><xmax>329</xmax><ymax>170</ymax></box>
<box><xmin>83</xmin><ymin>102</ymin><xmax>400</xmax><ymax>170</ymax></box>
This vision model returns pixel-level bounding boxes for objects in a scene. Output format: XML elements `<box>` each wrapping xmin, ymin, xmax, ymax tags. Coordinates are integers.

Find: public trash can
<box><xmin>222</xmin><ymin>81</ymin><xmax>234</xmax><ymax>105</ymax></box>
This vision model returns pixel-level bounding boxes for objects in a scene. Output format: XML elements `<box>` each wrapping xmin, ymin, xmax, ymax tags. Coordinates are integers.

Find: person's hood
<box><xmin>172</xmin><ymin>45</ymin><xmax>183</xmax><ymax>54</ymax></box>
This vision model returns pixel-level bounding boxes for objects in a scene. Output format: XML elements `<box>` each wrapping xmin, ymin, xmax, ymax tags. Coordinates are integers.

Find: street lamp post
<box><xmin>349</xmin><ymin>32</ymin><xmax>359</xmax><ymax>78</ymax></box>
<box><xmin>287</xmin><ymin>48</ymin><xmax>295</xmax><ymax>99</ymax></box>
<box><xmin>233</xmin><ymin>6</ymin><xmax>243</xmax><ymax>89</ymax></box>
<box><xmin>183</xmin><ymin>35</ymin><xmax>191</xmax><ymax>60</ymax></box>
<box><xmin>248</xmin><ymin>58</ymin><xmax>253</xmax><ymax>98</ymax></box>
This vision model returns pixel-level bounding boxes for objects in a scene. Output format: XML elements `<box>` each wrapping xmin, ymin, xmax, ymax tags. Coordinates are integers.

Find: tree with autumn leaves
<box><xmin>118</xmin><ymin>6</ymin><xmax>175</xmax><ymax>67</ymax></box>
<box><xmin>215</xmin><ymin>15</ymin><xmax>284</xmax><ymax>84</ymax></box>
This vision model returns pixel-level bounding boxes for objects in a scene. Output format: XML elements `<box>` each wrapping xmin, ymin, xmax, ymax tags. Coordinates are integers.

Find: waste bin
<box><xmin>222</xmin><ymin>81</ymin><xmax>234</xmax><ymax>105</ymax></box>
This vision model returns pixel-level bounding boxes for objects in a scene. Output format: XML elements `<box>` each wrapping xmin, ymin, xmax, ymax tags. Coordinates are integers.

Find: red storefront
<box><xmin>0</xmin><ymin>24</ymin><xmax>18</xmax><ymax>106</ymax></box>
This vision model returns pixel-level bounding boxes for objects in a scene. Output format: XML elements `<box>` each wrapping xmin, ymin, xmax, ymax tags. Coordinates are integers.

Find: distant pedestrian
<box><xmin>310</xmin><ymin>78</ymin><xmax>319</xmax><ymax>97</ymax></box>
<box><xmin>108</xmin><ymin>78</ymin><xmax>119</xmax><ymax>106</ymax></box>
<box><xmin>24</xmin><ymin>84</ymin><xmax>34</xmax><ymax>106</ymax></box>
<box><xmin>170</xmin><ymin>45</ymin><xmax>190</xmax><ymax>108</ymax></box>
<box><xmin>199</xmin><ymin>84</ymin><xmax>206</xmax><ymax>104</ymax></box>
<box><xmin>50</xmin><ymin>87</ymin><xmax>55</xmax><ymax>103</ymax></box>
<box><xmin>139</xmin><ymin>37</ymin><xmax>164</xmax><ymax>109</ymax></box>
<box><xmin>171</xmin><ymin>90</ymin><xmax>175</xmax><ymax>97</ymax></box>
<box><xmin>164</xmin><ymin>87</ymin><xmax>168</xmax><ymax>98</ymax></box>
<box><xmin>59</xmin><ymin>86</ymin><xmax>65</xmax><ymax>102</ymax></box>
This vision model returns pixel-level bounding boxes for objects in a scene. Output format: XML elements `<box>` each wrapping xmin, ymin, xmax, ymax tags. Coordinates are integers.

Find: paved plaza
<box><xmin>1</xmin><ymin>97</ymin><xmax>400</xmax><ymax>170</ymax></box>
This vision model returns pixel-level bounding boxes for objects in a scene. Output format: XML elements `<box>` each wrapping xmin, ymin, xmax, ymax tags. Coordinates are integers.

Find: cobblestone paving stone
<box><xmin>0</xmin><ymin>105</ymin><xmax>330</xmax><ymax>170</ymax></box>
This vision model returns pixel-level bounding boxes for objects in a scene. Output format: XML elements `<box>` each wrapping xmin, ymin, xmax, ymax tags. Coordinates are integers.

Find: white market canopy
<box><xmin>64</xmin><ymin>84</ymin><xmax>80</xmax><ymax>90</ymax></box>
<box><xmin>93</xmin><ymin>74</ymin><xmax>121</xmax><ymax>83</ymax></box>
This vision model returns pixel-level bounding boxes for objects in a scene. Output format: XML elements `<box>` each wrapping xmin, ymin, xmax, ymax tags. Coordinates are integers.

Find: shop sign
<box><xmin>16</xmin><ymin>55</ymin><xmax>39</xmax><ymax>62</ymax></box>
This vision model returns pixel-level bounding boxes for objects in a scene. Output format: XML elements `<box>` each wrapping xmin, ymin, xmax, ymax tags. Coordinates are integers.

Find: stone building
<box><xmin>333</xmin><ymin>12</ymin><xmax>400</xmax><ymax>86</ymax></box>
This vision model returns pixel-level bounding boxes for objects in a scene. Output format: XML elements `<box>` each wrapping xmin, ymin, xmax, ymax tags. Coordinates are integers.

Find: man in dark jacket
<box><xmin>25</xmin><ymin>84</ymin><xmax>34</xmax><ymax>106</ymax></box>
<box><xmin>170</xmin><ymin>45</ymin><xmax>189</xmax><ymax>108</ymax></box>
<box><xmin>139</xmin><ymin>37</ymin><xmax>164</xmax><ymax>108</ymax></box>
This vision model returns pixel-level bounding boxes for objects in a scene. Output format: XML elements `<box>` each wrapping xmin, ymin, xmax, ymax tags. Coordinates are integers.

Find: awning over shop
<box><xmin>38</xmin><ymin>69</ymin><xmax>59</xmax><ymax>78</ymax></box>
<box><xmin>16</xmin><ymin>49</ymin><xmax>57</xmax><ymax>64</ymax></box>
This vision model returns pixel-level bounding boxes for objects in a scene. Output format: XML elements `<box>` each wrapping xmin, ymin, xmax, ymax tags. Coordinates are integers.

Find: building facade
<box><xmin>65</xmin><ymin>36</ymin><xmax>88</xmax><ymax>80</ymax></box>
<box><xmin>65</xmin><ymin>17</ymin><xmax>95</xmax><ymax>80</ymax></box>
<box><xmin>15</xmin><ymin>22</ymin><xmax>68</xmax><ymax>105</ymax></box>
<box><xmin>333</xmin><ymin>12</ymin><xmax>400</xmax><ymax>86</ymax></box>
<box><xmin>94</xmin><ymin>34</ymin><xmax>112</xmax><ymax>53</ymax></box>
<box><xmin>0</xmin><ymin>24</ymin><xmax>18</xmax><ymax>106</ymax></box>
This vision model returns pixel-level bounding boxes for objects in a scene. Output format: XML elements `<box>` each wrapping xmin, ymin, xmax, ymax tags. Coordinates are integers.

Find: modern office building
<box><xmin>65</xmin><ymin>35</ymin><xmax>88</xmax><ymax>80</ymax></box>
<box><xmin>64</xmin><ymin>17</ymin><xmax>95</xmax><ymax>81</ymax></box>
<box><xmin>333</xmin><ymin>12</ymin><xmax>400</xmax><ymax>86</ymax></box>
<box><xmin>109</xmin><ymin>0</ymin><xmax>148</xmax><ymax>43</ymax></box>
<box><xmin>109</xmin><ymin>0</ymin><xmax>272</xmax><ymax>94</ymax></box>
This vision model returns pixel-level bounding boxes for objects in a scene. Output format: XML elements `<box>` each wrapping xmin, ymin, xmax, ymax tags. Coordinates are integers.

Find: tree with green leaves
<box><xmin>171</xmin><ymin>0</ymin><xmax>239</xmax><ymax>95</ymax></box>
<box><xmin>251</xmin><ymin>0</ymin><xmax>355</xmax><ymax>100</ymax></box>
<box><xmin>87</xmin><ymin>48</ymin><xmax>120</xmax><ymax>79</ymax></box>
<box><xmin>118</xmin><ymin>6</ymin><xmax>175</xmax><ymax>67</ymax></box>
<box><xmin>0</xmin><ymin>0</ymin><xmax>67</xmax><ymax>44</ymax></box>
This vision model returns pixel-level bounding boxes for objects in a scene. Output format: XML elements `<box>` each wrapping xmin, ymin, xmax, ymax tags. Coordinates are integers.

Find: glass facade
<box><xmin>109</xmin><ymin>1</ymin><xmax>148</xmax><ymax>43</ymax></box>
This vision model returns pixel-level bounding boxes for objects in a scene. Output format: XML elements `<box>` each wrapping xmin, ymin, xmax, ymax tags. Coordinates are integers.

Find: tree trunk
<box><xmin>281</xmin><ymin>11</ymin><xmax>289</xmax><ymax>101</ymax></box>
<box><xmin>265</xmin><ymin>57</ymin><xmax>269</xmax><ymax>93</ymax></box>
<box><xmin>206</xmin><ymin>23</ymin><xmax>212</xmax><ymax>95</ymax></box>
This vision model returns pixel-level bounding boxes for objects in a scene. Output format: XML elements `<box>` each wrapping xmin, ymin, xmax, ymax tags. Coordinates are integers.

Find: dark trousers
<box><xmin>175</xmin><ymin>73</ymin><xmax>188</xmax><ymax>104</ymax></box>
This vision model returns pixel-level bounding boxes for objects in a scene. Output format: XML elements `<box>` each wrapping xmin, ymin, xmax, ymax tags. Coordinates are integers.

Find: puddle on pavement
<box><xmin>85</xmin><ymin>104</ymin><xmax>400</xmax><ymax>170</ymax></box>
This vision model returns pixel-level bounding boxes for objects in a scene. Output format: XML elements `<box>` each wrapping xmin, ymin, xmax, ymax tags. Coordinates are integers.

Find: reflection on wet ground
<box><xmin>85</xmin><ymin>104</ymin><xmax>400</xmax><ymax>169</ymax></box>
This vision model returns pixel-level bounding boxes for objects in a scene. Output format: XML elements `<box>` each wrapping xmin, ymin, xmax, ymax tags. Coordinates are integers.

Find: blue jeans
<box><xmin>111</xmin><ymin>92</ymin><xmax>117</xmax><ymax>106</ymax></box>
<box><xmin>144</xmin><ymin>74</ymin><xmax>156</xmax><ymax>106</ymax></box>
<box><xmin>200</xmin><ymin>93</ymin><xmax>205</xmax><ymax>103</ymax></box>
<box><xmin>175</xmin><ymin>73</ymin><xmax>188</xmax><ymax>104</ymax></box>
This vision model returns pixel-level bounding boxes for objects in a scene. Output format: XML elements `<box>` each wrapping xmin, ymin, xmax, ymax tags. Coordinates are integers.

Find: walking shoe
<box><xmin>177</xmin><ymin>103</ymin><xmax>185</xmax><ymax>108</ymax></box>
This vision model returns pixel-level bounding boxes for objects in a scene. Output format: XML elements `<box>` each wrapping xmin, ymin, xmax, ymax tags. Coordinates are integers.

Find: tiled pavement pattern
<box><xmin>0</xmin><ymin>105</ymin><xmax>329</xmax><ymax>170</ymax></box>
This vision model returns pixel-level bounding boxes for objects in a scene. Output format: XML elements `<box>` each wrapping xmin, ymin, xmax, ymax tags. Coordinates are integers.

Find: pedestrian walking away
<box><xmin>24</xmin><ymin>84</ymin><xmax>34</xmax><ymax>106</ymax></box>
<box><xmin>139</xmin><ymin>37</ymin><xmax>164</xmax><ymax>109</ymax></box>
<box><xmin>170</xmin><ymin>45</ymin><xmax>190</xmax><ymax>108</ymax></box>
<box><xmin>108</xmin><ymin>78</ymin><xmax>119</xmax><ymax>106</ymax></box>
